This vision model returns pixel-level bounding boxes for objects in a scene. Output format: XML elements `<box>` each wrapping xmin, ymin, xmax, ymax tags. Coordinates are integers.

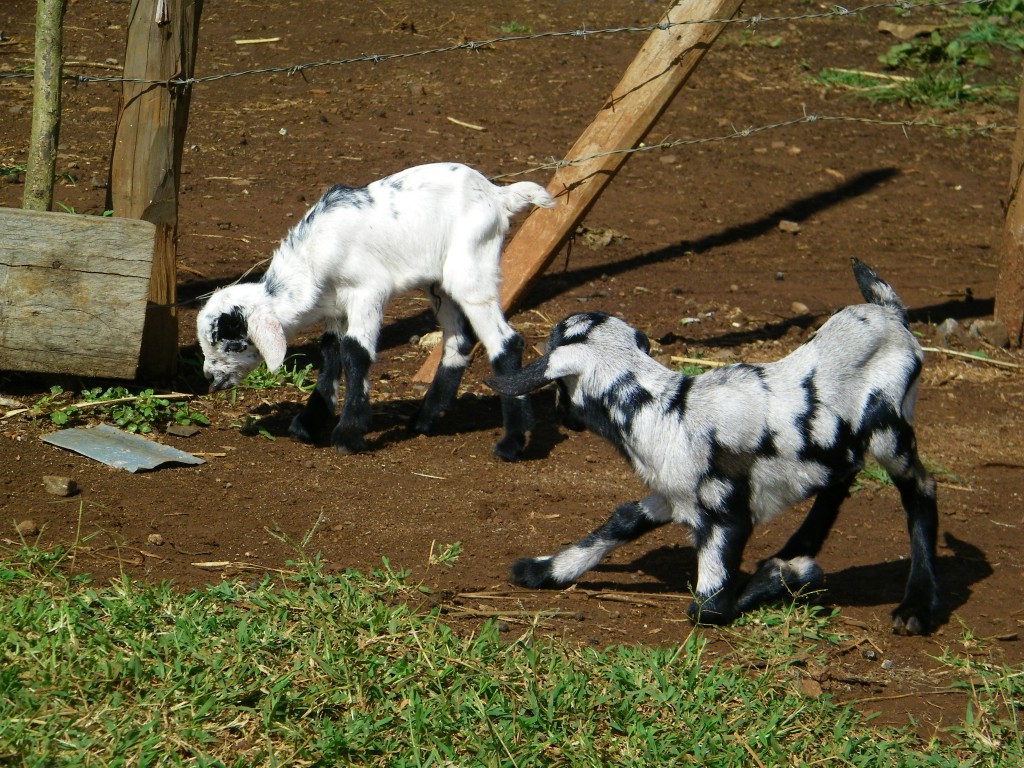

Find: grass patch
<box><xmin>813</xmin><ymin>0</ymin><xmax>1023</xmax><ymax>108</ymax></box>
<box><xmin>234</xmin><ymin>358</ymin><xmax>317</xmax><ymax>394</ymax></box>
<box><xmin>1</xmin><ymin>546</ymin><xmax>1021</xmax><ymax>766</ymax></box>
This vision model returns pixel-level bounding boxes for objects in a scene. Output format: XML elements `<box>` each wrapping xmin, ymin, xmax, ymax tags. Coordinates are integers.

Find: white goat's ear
<box><xmin>485</xmin><ymin>357</ymin><xmax>552</xmax><ymax>396</ymax></box>
<box><xmin>246</xmin><ymin>305</ymin><xmax>287</xmax><ymax>371</ymax></box>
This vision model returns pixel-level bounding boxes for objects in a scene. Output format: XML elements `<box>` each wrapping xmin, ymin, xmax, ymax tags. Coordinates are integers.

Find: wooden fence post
<box><xmin>22</xmin><ymin>0</ymin><xmax>67</xmax><ymax>211</ymax></box>
<box><xmin>109</xmin><ymin>0</ymin><xmax>202</xmax><ymax>380</ymax></box>
<box><xmin>994</xmin><ymin>66</ymin><xmax>1024</xmax><ymax>348</ymax></box>
<box><xmin>414</xmin><ymin>0</ymin><xmax>744</xmax><ymax>383</ymax></box>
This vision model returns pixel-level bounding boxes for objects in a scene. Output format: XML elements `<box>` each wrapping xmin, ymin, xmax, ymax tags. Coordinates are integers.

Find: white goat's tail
<box><xmin>851</xmin><ymin>257</ymin><xmax>908</xmax><ymax>324</ymax></box>
<box><xmin>497</xmin><ymin>181</ymin><xmax>556</xmax><ymax>216</ymax></box>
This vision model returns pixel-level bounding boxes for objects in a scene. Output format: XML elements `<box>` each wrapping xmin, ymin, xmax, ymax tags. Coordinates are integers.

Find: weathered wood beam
<box><xmin>414</xmin><ymin>0</ymin><xmax>745</xmax><ymax>383</ymax></box>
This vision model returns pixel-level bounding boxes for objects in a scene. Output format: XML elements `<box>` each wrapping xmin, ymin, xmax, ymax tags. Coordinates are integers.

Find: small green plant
<box><xmin>233</xmin><ymin>415</ymin><xmax>276</xmax><ymax>440</ymax></box>
<box><xmin>495</xmin><ymin>21</ymin><xmax>532</xmax><ymax>35</ymax></box>
<box><xmin>32</xmin><ymin>386</ymin><xmax>209</xmax><ymax>433</ymax></box>
<box><xmin>853</xmin><ymin>461</ymin><xmax>893</xmax><ymax>491</ymax></box>
<box><xmin>674</xmin><ymin>352</ymin><xmax>714</xmax><ymax>377</ymax></box>
<box><xmin>813</xmin><ymin>0</ymin><xmax>1023</xmax><ymax>108</ymax></box>
<box><xmin>0</xmin><ymin>162</ymin><xmax>26</xmax><ymax>182</ymax></box>
<box><xmin>55</xmin><ymin>202</ymin><xmax>114</xmax><ymax>216</ymax></box>
<box><xmin>237</xmin><ymin>358</ymin><xmax>316</xmax><ymax>392</ymax></box>
<box><xmin>429</xmin><ymin>540</ymin><xmax>463</xmax><ymax>568</ymax></box>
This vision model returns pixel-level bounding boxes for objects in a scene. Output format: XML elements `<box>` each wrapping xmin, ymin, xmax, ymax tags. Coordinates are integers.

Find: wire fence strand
<box><xmin>0</xmin><ymin>0</ymin><xmax>995</xmax><ymax>88</ymax></box>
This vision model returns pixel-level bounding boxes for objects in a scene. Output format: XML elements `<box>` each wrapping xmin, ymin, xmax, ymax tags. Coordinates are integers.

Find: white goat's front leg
<box><xmin>329</xmin><ymin>290</ymin><xmax>385</xmax><ymax>454</ymax></box>
<box><xmin>510</xmin><ymin>493</ymin><xmax>672</xmax><ymax>587</ymax></box>
<box><xmin>290</xmin><ymin>320</ymin><xmax>345</xmax><ymax>445</ymax></box>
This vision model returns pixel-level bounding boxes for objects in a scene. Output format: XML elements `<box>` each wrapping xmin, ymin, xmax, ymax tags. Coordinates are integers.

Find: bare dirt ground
<box><xmin>2</xmin><ymin>0</ymin><xmax>1023</xmax><ymax>736</ymax></box>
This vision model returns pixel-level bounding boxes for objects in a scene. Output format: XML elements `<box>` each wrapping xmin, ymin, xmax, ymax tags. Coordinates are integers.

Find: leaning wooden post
<box><xmin>109</xmin><ymin>0</ymin><xmax>202</xmax><ymax>379</ymax></box>
<box><xmin>22</xmin><ymin>0</ymin><xmax>67</xmax><ymax>211</ymax></box>
<box><xmin>414</xmin><ymin>0</ymin><xmax>745</xmax><ymax>383</ymax></box>
<box><xmin>994</xmin><ymin>65</ymin><xmax>1024</xmax><ymax>348</ymax></box>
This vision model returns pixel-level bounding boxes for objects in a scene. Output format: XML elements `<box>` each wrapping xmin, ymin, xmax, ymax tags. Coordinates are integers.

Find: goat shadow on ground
<box><xmin>241</xmin><ymin>387</ymin><xmax>568</xmax><ymax>461</ymax></box>
<box><xmin>573</xmin><ymin>532</ymin><xmax>990</xmax><ymax>630</ymax></box>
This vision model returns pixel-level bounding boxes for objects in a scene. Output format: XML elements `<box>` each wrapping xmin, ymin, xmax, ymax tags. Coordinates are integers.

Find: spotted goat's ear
<box><xmin>485</xmin><ymin>356</ymin><xmax>554</xmax><ymax>397</ymax></box>
<box><xmin>634</xmin><ymin>329</ymin><xmax>651</xmax><ymax>355</ymax></box>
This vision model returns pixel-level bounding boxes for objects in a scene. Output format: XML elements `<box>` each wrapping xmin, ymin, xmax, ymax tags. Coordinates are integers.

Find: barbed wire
<box><xmin>0</xmin><ymin>0</ymin><xmax>995</xmax><ymax>87</ymax></box>
<box><xmin>492</xmin><ymin>109</ymin><xmax>1013</xmax><ymax>184</ymax></box>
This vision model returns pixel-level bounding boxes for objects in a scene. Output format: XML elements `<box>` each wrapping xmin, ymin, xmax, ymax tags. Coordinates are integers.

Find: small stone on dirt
<box><xmin>15</xmin><ymin>519</ymin><xmax>39</xmax><ymax>537</ymax></box>
<box><xmin>147</xmin><ymin>533</ymin><xmax>165</xmax><ymax>546</ymax></box>
<box><xmin>777</xmin><ymin>219</ymin><xmax>801</xmax><ymax>234</ymax></box>
<box><xmin>166</xmin><ymin>423</ymin><xmax>201</xmax><ymax>438</ymax></box>
<box><xmin>791</xmin><ymin>301</ymin><xmax>810</xmax><ymax>316</ymax></box>
<box><xmin>42</xmin><ymin>475</ymin><xmax>78</xmax><ymax>497</ymax></box>
<box><xmin>969</xmin><ymin>319</ymin><xmax>1010</xmax><ymax>349</ymax></box>
<box><xmin>936</xmin><ymin>317</ymin><xmax>967</xmax><ymax>347</ymax></box>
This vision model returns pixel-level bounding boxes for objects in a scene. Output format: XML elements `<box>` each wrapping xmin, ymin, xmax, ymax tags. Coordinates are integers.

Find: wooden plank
<box><xmin>109</xmin><ymin>0</ymin><xmax>202</xmax><ymax>379</ymax></box>
<box><xmin>414</xmin><ymin>0</ymin><xmax>744</xmax><ymax>383</ymax></box>
<box><xmin>0</xmin><ymin>208</ymin><xmax>155</xmax><ymax>379</ymax></box>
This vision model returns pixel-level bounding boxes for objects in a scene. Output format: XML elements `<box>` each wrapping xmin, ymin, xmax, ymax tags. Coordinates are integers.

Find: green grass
<box><xmin>813</xmin><ymin>0</ymin><xmax>1023</xmax><ymax>108</ymax></box>
<box><xmin>233</xmin><ymin>357</ymin><xmax>316</xmax><ymax>394</ymax></box>
<box><xmin>1</xmin><ymin>545</ymin><xmax>1021</xmax><ymax>766</ymax></box>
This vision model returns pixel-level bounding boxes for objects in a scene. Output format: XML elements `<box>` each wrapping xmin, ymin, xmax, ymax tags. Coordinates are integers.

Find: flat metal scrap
<box><xmin>42</xmin><ymin>424</ymin><xmax>205</xmax><ymax>472</ymax></box>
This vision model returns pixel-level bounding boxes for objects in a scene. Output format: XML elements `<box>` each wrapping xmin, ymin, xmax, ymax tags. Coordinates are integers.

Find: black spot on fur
<box><xmin>214</xmin><ymin>307</ymin><xmax>247</xmax><ymax>342</ymax></box>
<box><xmin>321</xmin><ymin>184</ymin><xmax>372</xmax><ymax>210</ymax></box>
<box><xmin>604</xmin><ymin>371</ymin><xmax>654</xmax><ymax>433</ymax></box>
<box><xmin>554</xmin><ymin>312</ymin><xmax>612</xmax><ymax>347</ymax></box>
<box><xmin>666</xmin><ymin>376</ymin><xmax>694</xmax><ymax>417</ymax></box>
<box><xmin>263</xmin><ymin>272</ymin><xmax>285</xmax><ymax>298</ymax></box>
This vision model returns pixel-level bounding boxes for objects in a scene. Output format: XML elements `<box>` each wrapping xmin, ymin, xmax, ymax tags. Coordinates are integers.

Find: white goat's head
<box><xmin>196</xmin><ymin>284</ymin><xmax>287</xmax><ymax>392</ymax></box>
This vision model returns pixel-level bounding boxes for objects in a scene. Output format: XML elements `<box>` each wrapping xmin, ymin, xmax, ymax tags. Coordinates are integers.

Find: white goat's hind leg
<box><xmin>411</xmin><ymin>288</ymin><xmax>474</xmax><ymax>435</ymax></box>
<box><xmin>458</xmin><ymin>298</ymin><xmax>534</xmax><ymax>461</ymax></box>
<box><xmin>510</xmin><ymin>493</ymin><xmax>672</xmax><ymax>588</ymax></box>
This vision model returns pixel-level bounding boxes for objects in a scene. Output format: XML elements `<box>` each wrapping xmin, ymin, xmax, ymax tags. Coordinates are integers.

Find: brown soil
<box><xmin>2</xmin><ymin>0</ymin><xmax>1022</xmax><ymax>736</ymax></box>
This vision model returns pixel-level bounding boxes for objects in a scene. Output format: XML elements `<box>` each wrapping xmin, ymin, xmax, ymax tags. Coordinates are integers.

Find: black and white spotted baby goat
<box><xmin>487</xmin><ymin>259</ymin><xmax>939</xmax><ymax>634</ymax></box>
<box><xmin>197</xmin><ymin>162</ymin><xmax>554</xmax><ymax>460</ymax></box>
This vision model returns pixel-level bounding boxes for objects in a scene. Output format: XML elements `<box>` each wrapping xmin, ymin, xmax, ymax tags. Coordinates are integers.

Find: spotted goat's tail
<box><xmin>851</xmin><ymin>257</ymin><xmax>908</xmax><ymax>325</ymax></box>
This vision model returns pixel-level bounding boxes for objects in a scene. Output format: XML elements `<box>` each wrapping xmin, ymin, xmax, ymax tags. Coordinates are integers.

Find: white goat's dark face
<box><xmin>196</xmin><ymin>303</ymin><xmax>264</xmax><ymax>392</ymax></box>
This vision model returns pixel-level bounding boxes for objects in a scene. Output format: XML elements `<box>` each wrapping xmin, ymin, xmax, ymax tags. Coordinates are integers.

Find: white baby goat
<box><xmin>197</xmin><ymin>162</ymin><xmax>555</xmax><ymax>460</ymax></box>
<box><xmin>487</xmin><ymin>259</ymin><xmax>940</xmax><ymax>634</ymax></box>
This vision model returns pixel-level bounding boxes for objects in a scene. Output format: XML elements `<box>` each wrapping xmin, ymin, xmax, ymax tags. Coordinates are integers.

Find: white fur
<box><xmin>197</xmin><ymin>162</ymin><xmax>555</xmax><ymax>390</ymax></box>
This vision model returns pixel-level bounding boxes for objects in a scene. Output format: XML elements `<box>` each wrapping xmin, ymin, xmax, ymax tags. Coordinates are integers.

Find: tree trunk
<box><xmin>994</xmin><ymin>66</ymin><xmax>1024</xmax><ymax>348</ymax></box>
<box><xmin>22</xmin><ymin>0</ymin><xmax>67</xmax><ymax>211</ymax></box>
